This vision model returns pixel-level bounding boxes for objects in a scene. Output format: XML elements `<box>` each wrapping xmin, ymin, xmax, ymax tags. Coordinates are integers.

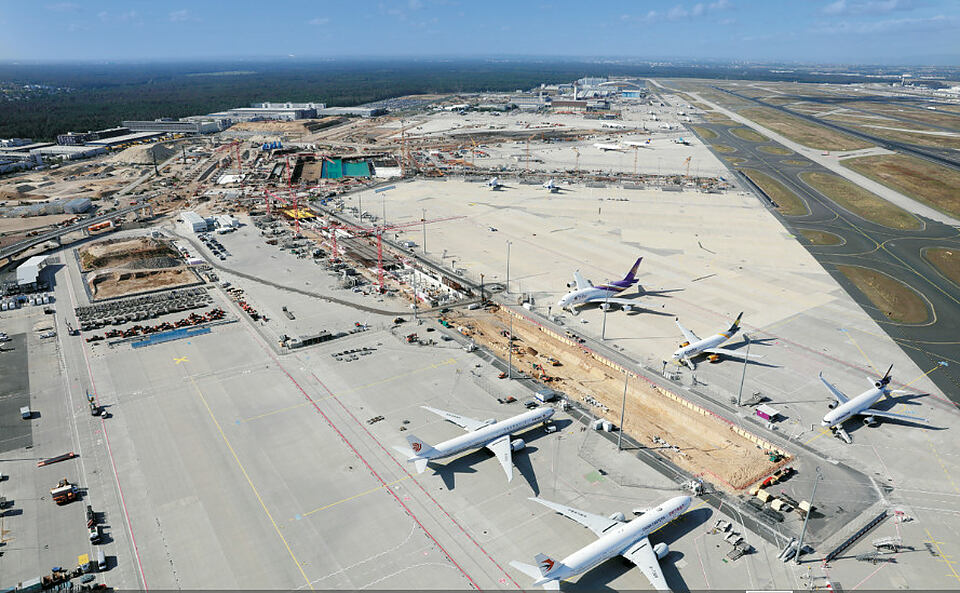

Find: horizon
<box><xmin>1</xmin><ymin>0</ymin><xmax>958</xmax><ymax>66</ymax></box>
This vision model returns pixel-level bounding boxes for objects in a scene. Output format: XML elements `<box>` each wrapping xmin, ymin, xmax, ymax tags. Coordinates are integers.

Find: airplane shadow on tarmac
<box><xmin>428</xmin><ymin>418</ymin><xmax>576</xmax><ymax>494</ymax></box>
<box><xmin>562</xmin><ymin>507</ymin><xmax>713</xmax><ymax>592</ymax></box>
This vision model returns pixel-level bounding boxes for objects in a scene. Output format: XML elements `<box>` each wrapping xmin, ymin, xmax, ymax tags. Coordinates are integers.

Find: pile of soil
<box><xmin>79</xmin><ymin>237</ymin><xmax>180</xmax><ymax>272</ymax></box>
<box><xmin>88</xmin><ymin>268</ymin><xmax>198</xmax><ymax>299</ymax></box>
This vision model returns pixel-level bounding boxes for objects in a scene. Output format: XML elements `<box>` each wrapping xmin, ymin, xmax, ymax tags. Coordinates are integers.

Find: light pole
<box><xmin>795</xmin><ymin>466</ymin><xmax>823</xmax><ymax>565</ymax></box>
<box><xmin>508</xmin><ymin>313</ymin><xmax>514</xmax><ymax>380</ymax></box>
<box><xmin>506</xmin><ymin>240</ymin><xmax>512</xmax><ymax>295</ymax></box>
<box><xmin>736</xmin><ymin>334</ymin><xmax>751</xmax><ymax>407</ymax></box>
<box><xmin>421</xmin><ymin>208</ymin><xmax>427</xmax><ymax>253</ymax></box>
<box><xmin>617</xmin><ymin>372</ymin><xmax>628</xmax><ymax>451</ymax></box>
<box><xmin>601</xmin><ymin>295</ymin><xmax>610</xmax><ymax>340</ymax></box>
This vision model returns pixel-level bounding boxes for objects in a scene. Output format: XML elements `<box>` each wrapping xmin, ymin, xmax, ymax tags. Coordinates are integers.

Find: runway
<box><xmin>689</xmin><ymin>121</ymin><xmax>960</xmax><ymax>404</ymax></box>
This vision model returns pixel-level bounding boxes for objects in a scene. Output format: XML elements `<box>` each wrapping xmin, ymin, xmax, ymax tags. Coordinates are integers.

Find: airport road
<box><xmin>687</xmin><ymin>120</ymin><xmax>960</xmax><ymax>406</ymax></box>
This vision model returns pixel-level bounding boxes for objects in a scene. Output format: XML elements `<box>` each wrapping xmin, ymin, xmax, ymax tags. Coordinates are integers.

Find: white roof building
<box><xmin>17</xmin><ymin>255</ymin><xmax>50</xmax><ymax>286</ymax></box>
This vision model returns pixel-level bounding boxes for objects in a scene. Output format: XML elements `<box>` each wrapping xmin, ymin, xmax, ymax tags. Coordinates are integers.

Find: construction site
<box><xmin>2</xmin><ymin>79</ymin><xmax>959</xmax><ymax>593</ymax></box>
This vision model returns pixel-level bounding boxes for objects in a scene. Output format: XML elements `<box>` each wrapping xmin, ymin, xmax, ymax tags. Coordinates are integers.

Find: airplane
<box><xmin>593</xmin><ymin>142</ymin><xmax>628</xmax><ymax>152</ymax></box>
<box><xmin>819</xmin><ymin>365</ymin><xmax>926</xmax><ymax>443</ymax></box>
<box><xmin>393</xmin><ymin>405</ymin><xmax>555</xmax><ymax>481</ymax></box>
<box><xmin>673</xmin><ymin>312</ymin><xmax>758</xmax><ymax>369</ymax></box>
<box><xmin>601</xmin><ymin>122</ymin><xmax>627</xmax><ymax>129</ymax></box>
<box><xmin>542</xmin><ymin>179</ymin><xmax>563</xmax><ymax>193</ymax></box>
<box><xmin>673</xmin><ymin>137</ymin><xmax>691</xmax><ymax>145</ymax></box>
<box><xmin>556</xmin><ymin>257</ymin><xmax>645</xmax><ymax>313</ymax></box>
<box><xmin>511</xmin><ymin>495</ymin><xmax>692</xmax><ymax>591</ymax></box>
<box><xmin>487</xmin><ymin>176</ymin><xmax>504</xmax><ymax>190</ymax></box>
<box><xmin>623</xmin><ymin>139</ymin><xmax>653</xmax><ymax>149</ymax></box>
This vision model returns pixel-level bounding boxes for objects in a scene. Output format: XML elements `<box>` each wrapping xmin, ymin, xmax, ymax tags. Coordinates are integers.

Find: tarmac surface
<box><xmin>685</xmin><ymin>115</ymin><xmax>960</xmax><ymax>406</ymax></box>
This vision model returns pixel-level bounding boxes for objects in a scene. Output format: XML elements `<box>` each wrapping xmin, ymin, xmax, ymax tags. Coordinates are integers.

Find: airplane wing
<box><xmin>703</xmin><ymin>347</ymin><xmax>762</xmax><ymax>360</ymax></box>
<box><xmin>621</xmin><ymin>538</ymin><xmax>670</xmax><ymax>591</ymax></box>
<box><xmin>860</xmin><ymin>408</ymin><xmax>927</xmax><ymax>423</ymax></box>
<box><xmin>485</xmin><ymin>435</ymin><xmax>514</xmax><ymax>481</ymax></box>
<box><xmin>421</xmin><ymin>406</ymin><xmax>488</xmax><ymax>432</ymax></box>
<box><xmin>573</xmin><ymin>270</ymin><xmax>590</xmax><ymax>290</ymax></box>
<box><xmin>600</xmin><ymin>297</ymin><xmax>642</xmax><ymax>306</ymax></box>
<box><xmin>675</xmin><ymin>319</ymin><xmax>700</xmax><ymax>343</ymax></box>
<box><xmin>818</xmin><ymin>373</ymin><xmax>850</xmax><ymax>404</ymax></box>
<box><xmin>528</xmin><ymin>497</ymin><xmax>619</xmax><ymax>536</ymax></box>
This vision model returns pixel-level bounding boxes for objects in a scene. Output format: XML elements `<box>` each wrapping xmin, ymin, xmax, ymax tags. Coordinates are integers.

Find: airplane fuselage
<box><xmin>674</xmin><ymin>332</ymin><xmax>728</xmax><ymax>361</ymax></box>
<box><xmin>541</xmin><ymin>496</ymin><xmax>691</xmax><ymax>585</ymax></box>
<box><xmin>558</xmin><ymin>285</ymin><xmax>627</xmax><ymax>309</ymax></box>
<box><xmin>421</xmin><ymin>407</ymin><xmax>554</xmax><ymax>461</ymax></box>
<box><xmin>822</xmin><ymin>387</ymin><xmax>883</xmax><ymax>428</ymax></box>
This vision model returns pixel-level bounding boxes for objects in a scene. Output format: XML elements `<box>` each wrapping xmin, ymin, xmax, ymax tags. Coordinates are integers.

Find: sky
<box><xmin>0</xmin><ymin>0</ymin><xmax>957</xmax><ymax>64</ymax></box>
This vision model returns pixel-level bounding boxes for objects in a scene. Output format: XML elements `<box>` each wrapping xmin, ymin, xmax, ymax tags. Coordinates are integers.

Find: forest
<box><xmin>0</xmin><ymin>59</ymin><xmax>908</xmax><ymax>140</ymax></box>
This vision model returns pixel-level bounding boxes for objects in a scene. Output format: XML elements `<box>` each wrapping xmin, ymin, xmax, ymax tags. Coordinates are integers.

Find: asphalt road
<box><xmin>689</xmin><ymin>122</ymin><xmax>960</xmax><ymax>404</ymax></box>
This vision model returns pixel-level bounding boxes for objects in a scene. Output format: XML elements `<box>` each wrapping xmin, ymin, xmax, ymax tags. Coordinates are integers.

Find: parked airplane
<box><xmin>624</xmin><ymin>139</ymin><xmax>653</xmax><ymax>149</ymax></box>
<box><xmin>511</xmin><ymin>495</ymin><xmax>692</xmax><ymax>591</ymax></box>
<box><xmin>487</xmin><ymin>176</ymin><xmax>504</xmax><ymax>190</ymax></box>
<box><xmin>819</xmin><ymin>365</ymin><xmax>926</xmax><ymax>443</ymax></box>
<box><xmin>601</xmin><ymin>122</ymin><xmax>626</xmax><ymax>129</ymax></box>
<box><xmin>673</xmin><ymin>137</ymin><xmax>691</xmax><ymax>145</ymax></box>
<box><xmin>543</xmin><ymin>179</ymin><xmax>562</xmax><ymax>193</ymax></box>
<box><xmin>393</xmin><ymin>405</ymin><xmax>554</xmax><ymax>481</ymax></box>
<box><xmin>673</xmin><ymin>312</ymin><xmax>757</xmax><ymax>369</ymax></box>
<box><xmin>556</xmin><ymin>258</ymin><xmax>644</xmax><ymax>312</ymax></box>
<box><xmin>593</xmin><ymin>143</ymin><xmax>628</xmax><ymax>152</ymax></box>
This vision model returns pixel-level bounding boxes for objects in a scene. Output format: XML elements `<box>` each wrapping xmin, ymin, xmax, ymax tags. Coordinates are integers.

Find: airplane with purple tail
<box><xmin>556</xmin><ymin>258</ymin><xmax>645</xmax><ymax>312</ymax></box>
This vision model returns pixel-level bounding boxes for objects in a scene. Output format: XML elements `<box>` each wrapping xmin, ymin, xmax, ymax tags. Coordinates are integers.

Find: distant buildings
<box><xmin>180</xmin><ymin>211</ymin><xmax>209</xmax><ymax>233</ymax></box>
<box><xmin>123</xmin><ymin>118</ymin><xmax>224</xmax><ymax>135</ymax></box>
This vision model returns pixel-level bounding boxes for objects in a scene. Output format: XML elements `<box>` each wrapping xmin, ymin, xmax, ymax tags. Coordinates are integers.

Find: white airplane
<box><xmin>511</xmin><ymin>495</ymin><xmax>692</xmax><ymax>591</ymax></box>
<box><xmin>487</xmin><ymin>176</ymin><xmax>504</xmax><ymax>190</ymax></box>
<box><xmin>593</xmin><ymin>142</ymin><xmax>628</xmax><ymax>152</ymax></box>
<box><xmin>673</xmin><ymin>312</ymin><xmax>757</xmax><ymax>369</ymax></box>
<box><xmin>557</xmin><ymin>258</ymin><xmax>644</xmax><ymax>312</ymax></box>
<box><xmin>819</xmin><ymin>365</ymin><xmax>926</xmax><ymax>443</ymax></box>
<box><xmin>542</xmin><ymin>179</ymin><xmax>562</xmax><ymax>193</ymax></box>
<box><xmin>624</xmin><ymin>139</ymin><xmax>653</xmax><ymax>149</ymax></box>
<box><xmin>601</xmin><ymin>122</ymin><xmax>626</xmax><ymax>129</ymax></box>
<box><xmin>393</xmin><ymin>405</ymin><xmax>554</xmax><ymax>481</ymax></box>
<box><xmin>673</xmin><ymin>137</ymin><xmax>691</xmax><ymax>145</ymax></box>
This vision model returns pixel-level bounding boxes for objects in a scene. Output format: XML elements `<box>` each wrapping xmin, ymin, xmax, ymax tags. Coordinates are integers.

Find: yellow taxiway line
<box><xmin>301</xmin><ymin>476</ymin><xmax>411</xmax><ymax>519</ymax></box>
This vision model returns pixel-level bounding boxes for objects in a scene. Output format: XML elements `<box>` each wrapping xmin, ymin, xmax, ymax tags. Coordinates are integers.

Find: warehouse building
<box><xmin>123</xmin><ymin>119</ymin><xmax>224</xmax><ymax>135</ymax></box>
<box><xmin>31</xmin><ymin>145</ymin><xmax>106</xmax><ymax>161</ymax></box>
<box><xmin>16</xmin><ymin>255</ymin><xmax>50</xmax><ymax>287</ymax></box>
<box><xmin>57</xmin><ymin>127</ymin><xmax>131</xmax><ymax>146</ymax></box>
<box><xmin>86</xmin><ymin>131</ymin><xmax>163</xmax><ymax>148</ymax></box>
<box><xmin>180</xmin><ymin>211</ymin><xmax>209</xmax><ymax>233</ymax></box>
<box><xmin>316</xmin><ymin>106</ymin><xmax>386</xmax><ymax>118</ymax></box>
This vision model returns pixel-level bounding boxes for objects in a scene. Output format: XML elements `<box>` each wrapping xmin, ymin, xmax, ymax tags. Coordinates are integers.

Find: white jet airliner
<box><xmin>819</xmin><ymin>365</ymin><xmax>926</xmax><ymax>443</ymax></box>
<box><xmin>556</xmin><ymin>258</ymin><xmax>644</xmax><ymax>312</ymax></box>
<box><xmin>511</xmin><ymin>495</ymin><xmax>692</xmax><ymax>591</ymax></box>
<box><xmin>543</xmin><ymin>179</ymin><xmax>562</xmax><ymax>193</ymax></box>
<box><xmin>673</xmin><ymin>312</ymin><xmax>758</xmax><ymax>369</ymax></box>
<box><xmin>593</xmin><ymin>142</ymin><xmax>628</xmax><ymax>152</ymax></box>
<box><xmin>624</xmin><ymin>139</ymin><xmax>653</xmax><ymax>149</ymax></box>
<box><xmin>487</xmin><ymin>176</ymin><xmax>504</xmax><ymax>190</ymax></box>
<box><xmin>393</xmin><ymin>406</ymin><xmax>554</xmax><ymax>481</ymax></box>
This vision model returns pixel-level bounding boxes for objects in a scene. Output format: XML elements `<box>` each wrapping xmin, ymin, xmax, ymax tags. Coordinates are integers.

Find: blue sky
<box><xmin>1</xmin><ymin>0</ymin><xmax>956</xmax><ymax>64</ymax></box>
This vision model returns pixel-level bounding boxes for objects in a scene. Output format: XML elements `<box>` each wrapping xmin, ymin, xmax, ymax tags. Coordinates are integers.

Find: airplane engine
<box><xmin>653</xmin><ymin>542</ymin><xmax>670</xmax><ymax>559</ymax></box>
<box><xmin>623</xmin><ymin>305</ymin><xmax>633</xmax><ymax>312</ymax></box>
<box><xmin>601</xmin><ymin>303</ymin><xmax>612</xmax><ymax>311</ymax></box>
<box><xmin>707</xmin><ymin>354</ymin><xmax>721</xmax><ymax>363</ymax></box>
<box><xmin>863</xmin><ymin>416</ymin><xmax>878</xmax><ymax>427</ymax></box>
<box><xmin>608</xmin><ymin>512</ymin><xmax>626</xmax><ymax>522</ymax></box>
<box><xmin>679</xmin><ymin>341</ymin><xmax>690</xmax><ymax>348</ymax></box>
<box><xmin>510</xmin><ymin>439</ymin><xmax>526</xmax><ymax>452</ymax></box>
<box><xmin>482</xmin><ymin>418</ymin><xmax>497</xmax><ymax>427</ymax></box>
<box><xmin>827</xmin><ymin>401</ymin><xmax>837</xmax><ymax>409</ymax></box>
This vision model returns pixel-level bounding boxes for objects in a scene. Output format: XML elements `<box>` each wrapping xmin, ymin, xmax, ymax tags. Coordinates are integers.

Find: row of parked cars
<box><xmin>198</xmin><ymin>233</ymin><xmax>230</xmax><ymax>261</ymax></box>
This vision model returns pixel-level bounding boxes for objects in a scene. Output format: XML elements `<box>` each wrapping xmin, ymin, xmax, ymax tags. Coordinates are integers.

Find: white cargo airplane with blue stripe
<box><xmin>393</xmin><ymin>406</ymin><xmax>554</xmax><ymax>481</ymax></box>
<box><xmin>819</xmin><ymin>365</ymin><xmax>926</xmax><ymax>443</ymax></box>
<box><xmin>511</xmin><ymin>495</ymin><xmax>691</xmax><ymax>591</ymax></box>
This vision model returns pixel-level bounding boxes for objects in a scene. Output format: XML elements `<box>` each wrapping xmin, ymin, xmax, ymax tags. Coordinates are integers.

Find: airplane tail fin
<box><xmin>406</xmin><ymin>434</ymin><xmax>436</xmax><ymax>456</ymax></box>
<box><xmin>535</xmin><ymin>553</ymin><xmax>560</xmax><ymax>577</ymax></box>
<box><xmin>509</xmin><ymin>561</ymin><xmax>561</xmax><ymax>590</ymax></box>
<box><xmin>622</xmin><ymin>257</ymin><xmax>643</xmax><ymax>283</ymax></box>
<box><xmin>414</xmin><ymin>458</ymin><xmax>429</xmax><ymax>474</ymax></box>
<box><xmin>728</xmin><ymin>312</ymin><xmax>743</xmax><ymax>334</ymax></box>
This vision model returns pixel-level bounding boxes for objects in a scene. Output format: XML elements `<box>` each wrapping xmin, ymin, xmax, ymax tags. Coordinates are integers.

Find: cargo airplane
<box><xmin>673</xmin><ymin>312</ymin><xmax>758</xmax><ymax>369</ymax></box>
<box><xmin>819</xmin><ymin>365</ymin><xmax>926</xmax><ymax>443</ymax></box>
<box><xmin>557</xmin><ymin>258</ymin><xmax>644</xmax><ymax>312</ymax></box>
<box><xmin>393</xmin><ymin>405</ymin><xmax>554</xmax><ymax>481</ymax></box>
<box><xmin>511</xmin><ymin>495</ymin><xmax>692</xmax><ymax>591</ymax></box>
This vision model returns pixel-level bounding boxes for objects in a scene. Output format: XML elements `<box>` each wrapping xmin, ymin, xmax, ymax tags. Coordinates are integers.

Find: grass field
<box><xmin>725</xmin><ymin>157</ymin><xmax>747</xmax><ymax>165</ymax></box>
<box><xmin>741</xmin><ymin>168</ymin><xmax>809</xmax><ymax>216</ymax></box>
<box><xmin>704</xmin><ymin>113</ymin><xmax>737</xmax><ymax>125</ymax></box>
<box><xmin>841</xmin><ymin>153</ymin><xmax>960</xmax><ymax>219</ymax></box>
<box><xmin>712</xmin><ymin>144</ymin><xmax>736</xmax><ymax>153</ymax></box>
<box><xmin>740</xmin><ymin>106</ymin><xmax>873</xmax><ymax>151</ymax></box>
<box><xmin>847</xmin><ymin>101</ymin><xmax>960</xmax><ymax>131</ymax></box>
<box><xmin>799</xmin><ymin>229</ymin><xmax>843</xmax><ymax>245</ymax></box>
<box><xmin>782</xmin><ymin>159</ymin><xmax>811</xmax><ymax>166</ymax></box>
<box><xmin>757</xmin><ymin>145</ymin><xmax>793</xmax><ymax>155</ymax></box>
<box><xmin>692</xmin><ymin>126</ymin><xmax>718</xmax><ymax>140</ymax></box>
<box><xmin>730</xmin><ymin>127</ymin><xmax>768</xmax><ymax>142</ymax></box>
<box><xmin>800</xmin><ymin>171</ymin><xmax>921</xmax><ymax>230</ymax></box>
<box><xmin>836</xmin><ymin>265</ymin><xmax>929</xmax><ymax>324</ymax></box>
<box><xmin>923</xmin><ymin>248</ymin><xmax>960</xmax><ymax>287</ymax></box>
<box><xmin>846</xmin><ymin>124</ymin><xmax>960</xmax><ymax>151</ymax></box>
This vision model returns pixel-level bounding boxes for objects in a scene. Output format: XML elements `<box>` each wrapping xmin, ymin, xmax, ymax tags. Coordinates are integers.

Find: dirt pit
<box><xmin>459</xmin><ymin>307</ymin><xmax>785</xmax><ymax>490</ymax></box>
<box><xmin>79</xmin><ymin>237</ymin><xmax>181</xmax><ymax>272</ymax></box>
<box><xmin>88</xmin><ymin>268</ymin><xmax>199</xmax><ymax>300</ymax></box>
